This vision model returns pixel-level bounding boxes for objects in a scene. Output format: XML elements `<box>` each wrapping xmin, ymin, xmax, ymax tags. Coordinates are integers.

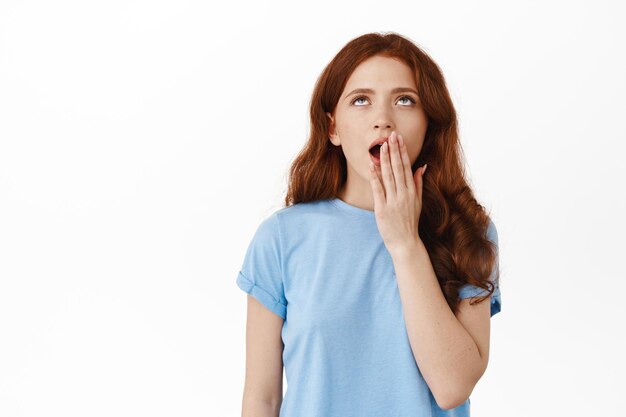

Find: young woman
<box><xmin>236</xmin><ymin>32</ymin><xmax>502</xmax><ymax>417</ymax></box>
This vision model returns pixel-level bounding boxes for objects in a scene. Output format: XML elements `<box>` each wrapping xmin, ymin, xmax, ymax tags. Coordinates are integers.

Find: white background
<box><xmin>1</xmin><ymin>0</ymin><xmax>625</xmax><ymax>416</ymax></box>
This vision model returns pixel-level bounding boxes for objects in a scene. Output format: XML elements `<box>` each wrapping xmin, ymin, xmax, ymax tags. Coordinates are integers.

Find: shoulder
<box><xmin>486</xmin><ymin>217</ymin><xmax>498</xmax><ymax>245</ymax></box>
<box><xmin>270</xmin><ymin>199</ymin><xmax>336</xmax><ymax>229</ymax></box>
<box><xmin>250</xmin><ymin>200</ymin><xmax>329</xmax><ymax>243</ymax></box>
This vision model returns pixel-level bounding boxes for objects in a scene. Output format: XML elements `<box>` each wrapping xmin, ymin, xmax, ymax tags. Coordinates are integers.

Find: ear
<box><xmin>326</xmin><ymin>112</ymin><xmax>340</xmax><ymax>146</ymax></box>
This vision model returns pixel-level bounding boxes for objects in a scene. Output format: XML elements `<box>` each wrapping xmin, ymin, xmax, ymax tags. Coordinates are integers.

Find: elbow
<box><xmin>433</xmin><ymin>353</ymin><xmax>487</xmax><ymax>410</ymax></box>
<box><xmin>436</xmin><ymin>393</ymin><xmax>469</xmax><ymax>411</ymax></box>
<box><xmin>435</xmin><ymin>361</ymin><xmax>484</xmax><ymax>410</ymax></box>
<box><xmin>433</xmin><ymin>381</ymin><xmax>474</xmax><ymax>411</ymax></box>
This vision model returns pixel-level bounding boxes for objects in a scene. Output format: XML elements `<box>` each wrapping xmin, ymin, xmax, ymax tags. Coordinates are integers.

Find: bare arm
<box><xmin>241</xmin><ymin>295</ymin><xmax>285</xmax><ymax>417</ymax></box>
<box><xmin>391</xmin><ymin>239</ymin><xmax>491</xmax><ymax>410</ymax></box>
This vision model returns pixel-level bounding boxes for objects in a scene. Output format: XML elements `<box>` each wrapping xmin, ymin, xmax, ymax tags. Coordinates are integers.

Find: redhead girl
<box><xmin>237</xmin><ymin>32</ymin><xmax>501</xmax><ymax>417</ymax></box>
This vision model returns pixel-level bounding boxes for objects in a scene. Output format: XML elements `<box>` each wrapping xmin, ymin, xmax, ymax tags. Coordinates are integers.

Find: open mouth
<box><xmin>369</xmin><ymin>143</ymin><xmax>383</xmax><ymax>165</ymax></box>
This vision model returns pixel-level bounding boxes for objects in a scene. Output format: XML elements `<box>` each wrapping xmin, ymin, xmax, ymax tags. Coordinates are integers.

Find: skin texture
<box><xmin>240</xmin><ymin>295</ymin><xmax>284</xmax><ymax>416</ymax></box>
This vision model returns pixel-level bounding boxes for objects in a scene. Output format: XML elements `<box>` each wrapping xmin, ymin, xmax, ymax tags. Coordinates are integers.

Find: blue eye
<box><xmin>351</xmin><ymin>95</ymin><xmax>417</xmax><ymax>106</ymax></box>
<box><xmin>398</xmin><ymin>96</ymin><xmax>416</xmax><ymax>105</ymax></box>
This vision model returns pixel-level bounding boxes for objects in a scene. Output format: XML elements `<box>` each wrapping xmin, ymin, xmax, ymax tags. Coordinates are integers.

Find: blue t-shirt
<box><xmin>236</xmin><ymin>197</ymin><xmax>501</xmax><ymax>417</ymax></box>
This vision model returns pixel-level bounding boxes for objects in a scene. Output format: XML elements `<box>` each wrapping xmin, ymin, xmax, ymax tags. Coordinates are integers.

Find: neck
<box><xmin>337</xmin><ymin>174</ymin><xmax>375</xmax><ymax>211</ymax></box>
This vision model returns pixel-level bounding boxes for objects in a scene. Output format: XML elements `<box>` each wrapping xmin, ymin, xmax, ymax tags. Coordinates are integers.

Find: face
<box><xmin>327</xmin><ymin>55</ymin><xmax>428</xmax><ymax>198</ymax></box>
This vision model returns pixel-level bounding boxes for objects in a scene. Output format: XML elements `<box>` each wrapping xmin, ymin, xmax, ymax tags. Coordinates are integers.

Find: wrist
<box><xmin>389</xmin><ymin>237</ymin><xmax>425</xmax><ymax>260</ymax></box>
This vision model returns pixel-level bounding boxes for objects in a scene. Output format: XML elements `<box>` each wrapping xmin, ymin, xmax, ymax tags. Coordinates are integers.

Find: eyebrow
<box><xmin>345</xmin><ymin>87</ymin><xmax>419</xmax><ymax>98</ymax></box>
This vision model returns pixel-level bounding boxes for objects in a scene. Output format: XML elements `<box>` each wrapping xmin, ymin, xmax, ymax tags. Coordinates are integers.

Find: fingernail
<box><xmin>423</xmin><ymin>164</ymin><xmax>428</xmax><ymax>175</ymax></box>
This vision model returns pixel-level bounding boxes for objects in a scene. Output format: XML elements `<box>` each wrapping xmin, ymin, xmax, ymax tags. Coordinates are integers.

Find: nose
<box><xmin>374</xmin><ymin>111</ymin><xmax>394</xmax><ymax>132</ymax></box>
<box><xmin>374</xmin><ymin>122</ymin><xmax>394</xmax><ymax>136</ymax></box>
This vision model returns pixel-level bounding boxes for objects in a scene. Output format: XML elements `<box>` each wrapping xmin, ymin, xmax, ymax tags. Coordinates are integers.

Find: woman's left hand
<box><xmin>369</xmin><ymin>130</ymin><xmax>427</xmax><ymax>255</ymax></box>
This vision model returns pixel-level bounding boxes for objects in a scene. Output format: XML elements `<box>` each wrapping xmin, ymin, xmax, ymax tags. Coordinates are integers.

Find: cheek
<box><xmin>406</xmin><ymin>143</ymin><xmax>423</xmax><ymax>166</ymax></box>
<box><xmin>338</xmin><ymin>123</ymin><xmax>362</xmax><ymax>139</ymax></box>
<box><xmin>340</xmin><ymin>142</ymin><xmax>361</xmax><ymax>161</ymax></box>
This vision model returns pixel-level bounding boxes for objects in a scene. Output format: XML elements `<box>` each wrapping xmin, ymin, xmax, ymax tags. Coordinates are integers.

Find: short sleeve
<box><xmin>458</xmin><ymin>219</ymin><xmax>502</xmax><ymax>317</ymax></box>
<box><xmin>236</xmin><ymin>212</ymin><xmax>287</xmax><ymax>320</ymax></box>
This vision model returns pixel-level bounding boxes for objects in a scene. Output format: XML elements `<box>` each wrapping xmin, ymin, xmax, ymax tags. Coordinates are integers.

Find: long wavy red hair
<box><xmin>283</xmin><ymin>32</ymin><xmax>499</xmax><ymax>315</ymax></box>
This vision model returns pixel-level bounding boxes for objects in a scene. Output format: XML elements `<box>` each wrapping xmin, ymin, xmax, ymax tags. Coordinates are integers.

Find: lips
<box><xmin>369</xmin><ymin>136</ymin><xmax>390</xmax><ymax>150</ymax></box>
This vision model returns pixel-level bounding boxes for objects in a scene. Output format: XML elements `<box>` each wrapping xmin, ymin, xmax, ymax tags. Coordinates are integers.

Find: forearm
<box><xmin>390</xmin><ymin>238</ymin><xmax>482</xmax><ymax>408</ymax></box>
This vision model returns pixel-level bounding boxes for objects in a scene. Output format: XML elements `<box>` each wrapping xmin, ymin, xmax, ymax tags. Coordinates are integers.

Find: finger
<box><xmin>414</xmin><ymin>164</ymin><xmax>426</xmax><ymax>207</ymax></box>
<box><xmin>374</xmin><ymin>161</ymin><xmax>383</xmax><ymax>187</ymax></box>
<box><xmin>380</xmin><ymin>137</ymin><xmax>396</xmax><ymax>197</ymax></box>
<box><xmin>369</xmin><ymin>161</ymin><xmax>385</xmax><ymax>208</ymax></box>
<box><xmin>371</xmin><ymin>156</ymin><xmax>384</xmax><ymax>187</ymax></box>
<box><xmin>398</xmin><ymin>134</ymin><xmax>416</xmax><ymax>197</ymax></box>
<box><xmin>374</xmin><ymin>163</ymin><xmax>385</xmax><ymax>198</ymax></box>
<box><xmin>389</xmin><ymin>132</ymin><xmax>407</xmax><ymax>195</ymax></box>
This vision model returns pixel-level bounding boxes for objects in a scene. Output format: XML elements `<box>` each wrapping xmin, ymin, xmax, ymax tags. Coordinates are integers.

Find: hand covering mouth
<box><xmin>368</xmin><ymin>136</ymin><xmax>389</xmax><ymax>159</ymax></box>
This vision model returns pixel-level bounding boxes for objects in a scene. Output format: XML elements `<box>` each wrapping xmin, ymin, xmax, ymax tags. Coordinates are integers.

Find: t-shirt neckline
<box><xmin>330</xmin><ymin>197</ymin><xmax>376</xmax><ymax>218</ymax></box>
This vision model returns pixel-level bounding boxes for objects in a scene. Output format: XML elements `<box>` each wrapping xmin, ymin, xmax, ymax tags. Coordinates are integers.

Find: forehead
<box><xmin>343</xmin><ymin>55</ymin><xmax>417</xmax><ymax>91</ymax></box>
